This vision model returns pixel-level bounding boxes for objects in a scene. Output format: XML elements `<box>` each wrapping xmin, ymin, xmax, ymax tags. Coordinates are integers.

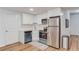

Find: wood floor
<box><xmin>0</xmin><ymin>36</ymin><xmax>79</xmax><ymax>51</ymax></box>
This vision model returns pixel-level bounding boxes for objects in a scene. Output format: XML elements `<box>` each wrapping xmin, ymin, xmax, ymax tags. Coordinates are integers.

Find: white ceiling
<box><xmin>0</xmin><ymin>7</ymin><xmax>56</xmax><ymax>15</ymax></box>
<box><xmin>1</xmin><ymin>7</ymin><xmax>79</xmax><ymax>15</ymax></box>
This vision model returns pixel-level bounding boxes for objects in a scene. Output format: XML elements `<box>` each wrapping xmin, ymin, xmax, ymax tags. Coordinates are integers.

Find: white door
<box><xmin>0</xmin><ymin>14</ymin><xmax>7</xmax><ymax>47</ymax></box>
<box><xmin>4</xmin><ymin>14</ymin><xmax>19</xmax><ymax>45</ymax></box>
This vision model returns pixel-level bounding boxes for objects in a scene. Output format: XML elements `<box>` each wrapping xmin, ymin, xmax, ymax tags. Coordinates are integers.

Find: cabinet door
<box><xmin>4</xmin><ymin>14</ymin><xmax>19</xmax><ymax>45</ymax></box>
<box><xmin>22</xmin><ymin>14</ymin><xmax>33</xmax><ymax>24</ymax></box>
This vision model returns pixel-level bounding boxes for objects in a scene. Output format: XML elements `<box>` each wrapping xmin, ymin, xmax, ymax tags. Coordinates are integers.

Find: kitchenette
<box><xmin>19</xmin><ymin>8</ymin><xmax>70</xmax><ymax>49</ymax></box>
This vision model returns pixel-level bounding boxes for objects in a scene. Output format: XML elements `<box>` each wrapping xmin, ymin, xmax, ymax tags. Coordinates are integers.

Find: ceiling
<box><xmin>1</xmin><ymin>7</ymin><xmax>79</xmax><ymax>15</ymax></box>
<box><xmin>0</xmin><ymin>7</ymin><xmax>56</xmax><ymax>15</ymax></box>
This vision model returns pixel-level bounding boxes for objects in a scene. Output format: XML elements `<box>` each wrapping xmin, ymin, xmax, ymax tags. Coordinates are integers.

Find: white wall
<box><xmin>61</xmin><ymin>10</ymin><xmax>70</xmax><ymax>36</ymax></box>
<box><xmin>70</xmin><ymin>13</ymin><xmax>79</xmax><ymax>35</ymax></box>
<box><xmin>48</xmin><ymin>8</ymin><xmax>62</xmax><ymax>17</ymax></box>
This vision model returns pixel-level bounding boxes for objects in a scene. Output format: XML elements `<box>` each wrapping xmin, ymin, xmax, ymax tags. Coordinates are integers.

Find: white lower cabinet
<box><xmin>19</xmin><ymin>31</ymin><xmax>24</xmax><ymax>44</ymax></box>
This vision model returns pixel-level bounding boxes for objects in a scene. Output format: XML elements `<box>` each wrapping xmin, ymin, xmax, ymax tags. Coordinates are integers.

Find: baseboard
<box><xmin>0</xmin><ymin>42</ymin><xmax>20</xmax><ymax>48</ymax></box>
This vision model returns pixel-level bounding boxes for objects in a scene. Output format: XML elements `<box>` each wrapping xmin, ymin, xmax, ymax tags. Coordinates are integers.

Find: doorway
<box><xmin>70</xmin><ymin>13</ymin><xmax>79</xmax><ymax>50</ymax></box>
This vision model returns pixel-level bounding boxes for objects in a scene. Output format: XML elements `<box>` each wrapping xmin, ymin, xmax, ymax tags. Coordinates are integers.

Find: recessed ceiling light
<box><xmin>29</xmin><ymin>8</ymin><xmax>34</xmax><ymax>11</ymax></box>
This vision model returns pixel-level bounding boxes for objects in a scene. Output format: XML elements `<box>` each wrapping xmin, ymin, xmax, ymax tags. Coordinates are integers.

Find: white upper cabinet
<box><xmin>22</xmin><ymin>13</ymin><xmax>34</xmax><ymax>24</ymax></box>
